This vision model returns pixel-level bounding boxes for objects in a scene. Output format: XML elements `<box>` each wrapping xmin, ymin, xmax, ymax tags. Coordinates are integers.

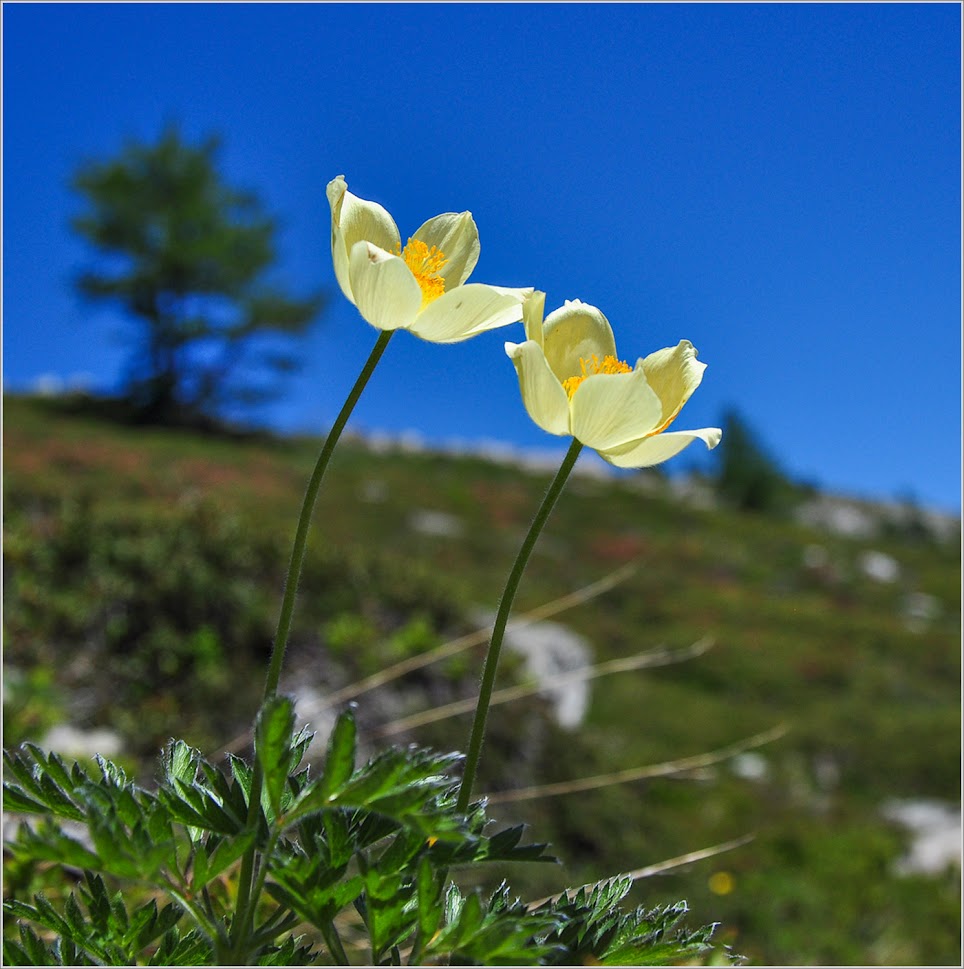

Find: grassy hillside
<box><xmin>3</xmin><ymin>394</ymin><xmax>960</xmax><ymax>965</ymax></box>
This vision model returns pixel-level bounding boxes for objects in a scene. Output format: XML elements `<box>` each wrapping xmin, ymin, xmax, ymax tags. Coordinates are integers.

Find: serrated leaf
<box><xmin>109</xmin><ymin>891</ymin><xmax>130</xmax><ymax>934</ymax></box>
<box><xmin>163</xmin><ymin>739</ymin><xmax>200</xmax><ymax>786</ymax></box>
<box><xmin>443</xmin><ymin>882</ymin><xmax>464</xmax><ymax>926</ymax></box>
<box><xmin>10</xmin><ymin>820</ymin><xmax>101</xmax><ymax>871</ymax></box>
<box><xmin>193</xmin><ymin>830</ymin><xmax>255</xmax><ymax>888</ymax></box>
<box><xmin>256</xmin><ymin>933</ymin><xmax>318</xmax><ymax>966</ymax></box>
<box><xmin>12</xmin><ymin>923</ymin><xmax>57</xmax><ymax>966</ymax></box>
<box><xmin>322</xmin><ymin>809</ymin><xmax>353</xmax><ymax>868</ymax></box>
<box><xmin>161</xmin><ymin>777</ymin><xmax>245</xmax><ymax>835</ymax></box>
<box><xmin>416</xmin><ymin>855</ymin><xmax>443</xmax><ymax>940</ymax></box>
<box><xmin>36</xmin><ymin>772</ymin><xmax>85</xmax><ymax>821</ymax></box>
<box><xmin>149</xmin><ymin>927</ymin><xmax>213</xmax><ymax>965</ymax></box>
<box><xmin>361</xmin><ymin>869</ymin><xmax>414</xmax><ymax>959</ymax></box>
<box><xmin>455</xmin><ymin>890</ymin><xmax>484</xmax><ymax>943</ymax></box>
<box><xmin>94</xmin><ymin>753</ymin><xmax>128</xmax><ymax>787</ymax></box>
<box><xmin>79</xmin><ymin>872</ymin><xmax>112</xmax><ymax>933</ymax></box>
<box><xmin>265</xmin><ymin>872</ymin><xmax>364</xmax><ymax>933</ymax></box>
<box><xmin>320</xmin><ymin>707</ymin><xmax>356</xmax><ymax>799</ymax></box>
<box><xmin>380</xmin><ymin>828</ymin><xmax>429</xmax><ymax>875</ymax></box>
<box><xmin>228</xmin><ymin>753</ymin><xmax>253</xmax><ymax>803</ymax></box>
<box><xmin>37</xmin><ymin>750</ymin><xmax>81</xmax><ymax>796</ymax></box>
<box><xmin>63</xmin><ymin>892</ymin><xmax>89</xmax><ymax>938</ymax></box>
<box><xmin>2</xmin><ymin>784</ymin><xmax>50</xmax><ymax>815</ymax></box>
<box><xmin>136</xmin><ymin>902</ymin><xmax>183</xmax><ymax>952</ymax></box>
<box><xmin>255</xmin><ymin>695</ymin><xmax>296</xmax><ymax>818</ymax></box>
<box><xmin>22</xmin><ymin>894</ymin><xmax>73</xmax><ymax>945</ymax></box>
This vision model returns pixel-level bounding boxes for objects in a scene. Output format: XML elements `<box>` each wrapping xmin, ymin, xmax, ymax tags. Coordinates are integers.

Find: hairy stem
<box><xmin>230</xmin><ymin>327</ymin><xmax>395</xmax><ymax>962</ymax></box>
<box><xmin>262</xmin><ymin>327</ymin><xmax>396</xmax><ymax>701</ymax></box>
<box><xmin>456</xmin><ymin>437</ymin><xmax>584</xmax><ymax>812</ymax></box>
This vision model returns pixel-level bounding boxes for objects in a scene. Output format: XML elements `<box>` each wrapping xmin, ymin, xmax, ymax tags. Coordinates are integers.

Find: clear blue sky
<box><xmin>3</xmin><ymin>2</ymin><xmax>961</xmax><ymax>511</ymax></box>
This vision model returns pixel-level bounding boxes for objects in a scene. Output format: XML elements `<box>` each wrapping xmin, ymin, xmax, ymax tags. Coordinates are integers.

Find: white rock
<box><xmin>796</xmin><ymin>498</ymin><xmax>877</xmax><ymax>538</ymax></box>
<box><xmin>731</xmin><ymin>751</ymin><xmax>770</xmax><ymax>782</ymax></box>
<box><xmin>42</xmin><ymin>725</ymin><xmax>124</xmax><ymax>759</ymax></box>
<box><xmin>858</xmin><ymin>550</ymin><xmax>900</xmax><ymax>583</ymax></box>
<box><xmin>881</xmin><ymin>799</ymin><xmax>962</xmax><ymax>876</ymax></box>
<box><xmin>901</xmin><ymin>591</ymin><xmax>942</xmax><ymax>633</ymax></box>
<box><xmin>409</xmin><ymin>509</ymin><xmax>464</xmax><ymax>538</ymax></box>
<box><xmin>494</xmin><ymin>615</ymin><xmax>593</xmax><ymax>730</ymax></box>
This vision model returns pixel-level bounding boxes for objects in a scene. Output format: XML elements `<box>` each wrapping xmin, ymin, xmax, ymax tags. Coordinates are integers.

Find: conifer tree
<box><xmin>71</xmin><ymin>127</ymin><xmax>323</xmax><ymax>424</ymax></box>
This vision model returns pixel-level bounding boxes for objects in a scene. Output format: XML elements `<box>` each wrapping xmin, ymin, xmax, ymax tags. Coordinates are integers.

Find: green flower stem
<box><xmin>262</xmin><ymin>327</ymin><xmax>396</xmax><ymax>702</ymax></box>
<box><xmin>456</xmin><ymin>437</ymin><xmax>584</xmax><ymax>813</ymax></box>
<box><xmin>230</xmin><ymin>327</ymin><xmax>395</xmax><ymax>962</ymax></box>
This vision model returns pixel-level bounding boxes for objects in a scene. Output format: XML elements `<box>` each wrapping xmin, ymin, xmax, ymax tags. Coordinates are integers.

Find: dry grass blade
<box><xmin>373</xmin><ymin>637</ymin><xmax>715</xmax><ymax>738</ymax></box>
<box><xmin>526</xmin><ymin>833</ymin><xmax>757</xmax><ymax>910</ymax></box>
<box><xmin>485</xmin><ymin>723</ymin><xmax>788</xmax><ymax>804</ymax></box>
<box><xmin>323</xmin><ymin>560</ymin><xmax>638</xmax><ymax>708</ymax></box>
<box><xmin>209</xmin><ymin>562</ymin><xmax>637</xmax><ymax>759</ymax></box>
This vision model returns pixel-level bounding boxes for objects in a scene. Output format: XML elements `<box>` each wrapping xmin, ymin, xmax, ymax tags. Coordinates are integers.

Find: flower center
<box><xmin>397</xmin><ymin>238</ymin><xmax>448</xmax><ymax>308</ymax></box>
<box><xmin>562</xmin><ymin>354</ymin><xmax>632</xmax><ymax>398</ymax></box>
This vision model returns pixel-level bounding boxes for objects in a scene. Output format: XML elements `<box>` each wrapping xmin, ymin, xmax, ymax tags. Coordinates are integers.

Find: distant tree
<box><xmin>714</xmin><ymin>407</ymin><xmax>797</xmax><ymax>514</ymax></box>
<box><xmin>71</xmin><ymin>126</ymin><xmax>324</xmax><ymax>425</ymax></box>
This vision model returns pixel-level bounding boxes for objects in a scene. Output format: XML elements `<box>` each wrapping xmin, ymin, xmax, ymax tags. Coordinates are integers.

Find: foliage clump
<box><xmin>3</xmin><ymin>703</ymin><xmax>731</xmax><ymax>966</ymax></box>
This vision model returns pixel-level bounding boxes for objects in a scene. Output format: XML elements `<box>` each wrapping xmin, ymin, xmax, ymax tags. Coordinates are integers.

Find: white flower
<box><xmin>327</xmin><ymin>176</ymin><xmax>531</xmax><ymax>343</ymax></box>
<box><xmin>505</xmin><ymin>294</ymin><xmax>721</xmax><ymax>467</ymax></box>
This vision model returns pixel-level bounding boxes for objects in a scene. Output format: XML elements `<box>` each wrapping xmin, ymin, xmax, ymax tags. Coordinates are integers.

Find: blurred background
<box><xmin>3</xmin><ymin>3</ymin><xmax>961</xmax><ymax>965</ymax></box>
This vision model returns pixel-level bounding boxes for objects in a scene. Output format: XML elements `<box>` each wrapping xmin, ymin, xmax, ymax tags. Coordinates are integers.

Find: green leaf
<box><xmin>373</xmin><ymin>828</ymin><xmax>425</xmax><ymax>876</ymax></box>
<box><xmin>255</xmin><ymin>695</ymin><xmax>296</xmax><ymax>818</ymax></box>
<box><xmin>530</xmin><ymin>884</ymin><xmax>724</xmax><ymax>966</ymax></box>
<box><xmin>160</xmin><ymin>775</ymin><xmax>246</xmax><ymax>836</ymax></box>
<box><xmin>453</xmin><ymin>890</ymin><xmax>484</xmax><ymax>945</ymax></box>
<box><xmin>7</xmin><ymin>888</ymin><xmax>193</xmax><ymax>966</ymax></box>
<box><xmin>419</xmin><ymin>883</ymin><xmax>560</xmax><ymax>966</ymax></box>
<box><xmin>191</xmin><ymin>830</ymin><xmax>255</xmax><ymax>889</ymax></box>
<box><xmin>163</xmin><ymin>739</ymin><xmax>200</xmax><ymax>786</ymax></box>
<box><xmin>8</xmin><ymin>818</ymin><xmax>101</xmax><ymax>871</ymax></box>
<box><xmin>320</xmin><ymin>707</ymin><xmax>356</xmax><ymax>799</ymax></box>
<box><xmin>149</xmin><ymin>927</ymin><xmax>214</xmax><ymax>966</ymax></box>
<box><xmin>322</xmin><ymin>809</ymin><xmax>353</xmax><ymax>869</ymax></box>
<box><xmin>255</xmin><ymin>934</ymin><xmax>319</xmax><ymax>966</ymax></box>
<box><xmin>6</xmin><ymin>923</ymin><xmax>58</xmax><ymax>965</ymax></box>
<box><xmin>2</xmin><ymin>784</ymin><xmax>52</xmax><ymax>815</ymax></box>
<box><xmin>416</xmin><ymin>854</ymin><xmax>443</xmax><ymax>941</ymax></box>
<box><xmin>228</xmin><ymin>753</ymin><xmax>253</xmax><ymax>803</ymax></box>
<box><xmin>361</xmin><ymin>868</ymin><xmax>414</xmax><ymax>961</ymax></box>
<box><xmin>265</xmin><ymin>870</ymin><xmax>364</xmax><ymax>936</ymax></box>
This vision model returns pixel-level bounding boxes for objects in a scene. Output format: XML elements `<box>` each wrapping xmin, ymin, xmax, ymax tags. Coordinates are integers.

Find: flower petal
<box><xmin>542</xmin><ymin>300</ymin><xmax>618</xmax><ymax>384</ymax></box>
<box><xmin>522</xmin><ymin>290</ymin><xmax>547</xmax><ymax>346</ymax></box>
<box><xmin>408</xmin><ymin>283</ymin><xmax>528</xmax><ymax>343</ymax></box>
<box><xmin>639</xmin><ymin>340</ymin><xmax>707</xmax><ymax>432</ymax></box>
<box><xmin>347</xmin><ymin>241</ymin><xmax>422</xmax><ymax>330</ymax></box>
<box><xmin>505</xmin><ymin>339</ymin><xmax>572</xmax><ymax>436</ymax></box>
<box><xmin>413</xmin><ymin>212</ymin><xmax>480</xmax><ymax>288</ymax></box>
<box><xmin>570</xmin><ymin>367</ymin><xmax>663</xmax><ymax>451</ymax></box>
<box><xmin>599</xmin><ymin>427</ymin><xmax>722</xmax><ymax>468</ymax></box>
<box><xmin>327</xmin><ymin>176</ymin><xmax>400</xmax><ymax>303</ymax></box>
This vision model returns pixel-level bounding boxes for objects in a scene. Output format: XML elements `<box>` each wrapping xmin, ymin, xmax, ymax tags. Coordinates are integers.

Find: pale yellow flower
<box><xmin>326</xmin><ymin>176</ymin><xmax>531</xmax><ymax>342</ymax></box>
<box><xmin>505</xmin><ymin>293</ymin><xmax>721</xmax><ymax>467</ymax></box>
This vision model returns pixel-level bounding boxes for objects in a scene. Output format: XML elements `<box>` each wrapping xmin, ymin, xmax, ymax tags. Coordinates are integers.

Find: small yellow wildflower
<box><xmin>708</xmin><ymin>871</ymin><xmax>735</xmax><ymax>895</ymax></box>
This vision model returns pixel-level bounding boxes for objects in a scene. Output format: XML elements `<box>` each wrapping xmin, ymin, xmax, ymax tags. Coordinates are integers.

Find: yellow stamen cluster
<box><xmin>397</xmin><ymin>237</ymin><xmax>448</xmax><ymax>308</ymax></box>
<box><xmin>562</xmin><ymin>353</ymin><xmax>632</xmax><ymax>398</ymax></box>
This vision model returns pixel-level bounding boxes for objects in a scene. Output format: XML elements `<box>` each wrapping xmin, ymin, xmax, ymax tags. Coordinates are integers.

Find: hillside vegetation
<box><xmin>3</xmin><ymin>393</ymin><xmax>960</xmax><ymax>965</ymax></box>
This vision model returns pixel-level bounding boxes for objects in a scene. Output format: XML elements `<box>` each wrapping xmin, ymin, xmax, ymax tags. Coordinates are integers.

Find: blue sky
<box><xmin>3</xmin><ymin>2</ymin><xmax>961</xmax><ymax>511</ymax></box>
